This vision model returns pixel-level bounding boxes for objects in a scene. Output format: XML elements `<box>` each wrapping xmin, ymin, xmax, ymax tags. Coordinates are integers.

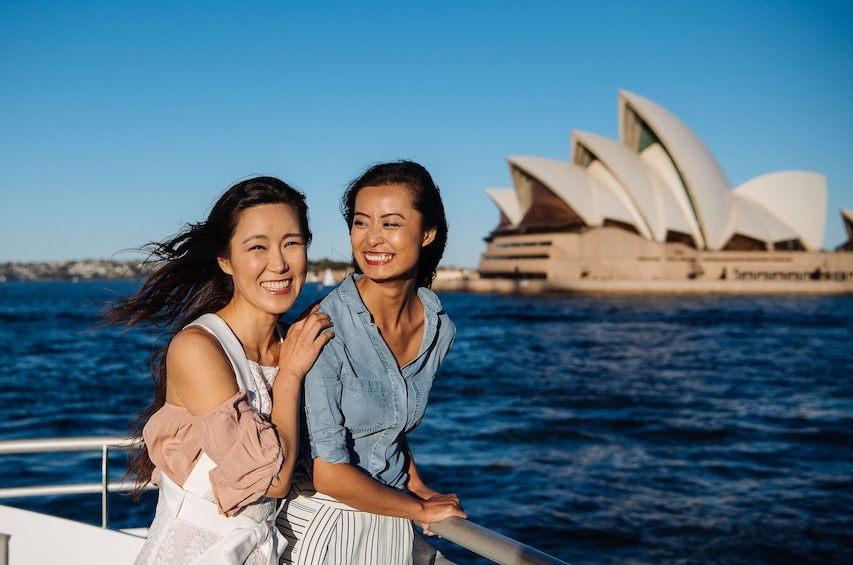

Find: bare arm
<box><xmin>402</xmin><ymin>436</ymin><xmax>441</xmax><ymax>500</ymax></box>
<box><xmin>312</xmin><ymin>456</ymin><xmax>466</xmax><ymax>528</ymax></box>
<box><xmin>267</xmin><ymin>306</ymin><xmax>333</xmax><ymax>497</ymax></box>
<box><xmin>402</xmin><ymin>435</ymin><xmax>466</xmax><ymax>533</ymax></box>
<box><xmin>166</xmin><ymin>327</ymin><xmax>241</xmax><ymax>413</ymax></box>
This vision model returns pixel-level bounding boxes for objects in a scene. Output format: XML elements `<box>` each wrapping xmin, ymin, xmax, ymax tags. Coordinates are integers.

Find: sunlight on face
<box><xmin>350</xmin><ymin>184</ymin><xmax>435</xmax><ymax>283</ymax></box>
<box><xmin>220</xmin><ymin>203</ymin><xmax>308</xmax><ymax>315</ymax></box>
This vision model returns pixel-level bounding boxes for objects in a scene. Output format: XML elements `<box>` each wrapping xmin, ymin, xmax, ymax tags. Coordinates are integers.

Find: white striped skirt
<box><xmin>276</xmin><ymin>478</ymin><xmax>414</xmax><ymax>565</ymax></box>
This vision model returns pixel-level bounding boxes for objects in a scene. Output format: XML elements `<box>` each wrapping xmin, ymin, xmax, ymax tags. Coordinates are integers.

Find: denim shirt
<box><xmin>303</xmin><ymin>274</ymin><xmax>455</xmax><ymax>490</ymax></box>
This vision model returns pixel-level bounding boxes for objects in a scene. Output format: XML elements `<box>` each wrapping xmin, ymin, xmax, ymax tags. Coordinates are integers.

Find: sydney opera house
<box><xmin>472</xmin><ymin>90</ymin><xmax>853</xmax><ymax>294</ymax></box>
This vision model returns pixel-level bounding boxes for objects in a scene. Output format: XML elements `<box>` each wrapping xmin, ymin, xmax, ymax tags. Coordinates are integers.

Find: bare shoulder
<box><xmin>165</xmin><ymin>325</ymin><xmax>240</xmax><ymax>413</ymax></box>
<box><xmin>169</xmin><ymin>324</ymin><xmax>221</xmax><ymax>357</ymax></box>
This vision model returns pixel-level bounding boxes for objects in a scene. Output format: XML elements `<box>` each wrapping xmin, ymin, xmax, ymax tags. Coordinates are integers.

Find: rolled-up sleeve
<box><xmin>193</xmin><ymin>391</ymin><xmax>283</xmax><ymax>516</ymax></box>
<box><xmin>303</xmin><ymin>342</ymin><xmax>351</xmax><ymax>465</ymax></box>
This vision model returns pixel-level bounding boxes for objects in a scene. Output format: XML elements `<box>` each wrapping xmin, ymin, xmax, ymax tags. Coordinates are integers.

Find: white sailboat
<box><xmin>318</xmin><ymin>268</ymin><xmax>337</xmax><ymax>290</ymax></box>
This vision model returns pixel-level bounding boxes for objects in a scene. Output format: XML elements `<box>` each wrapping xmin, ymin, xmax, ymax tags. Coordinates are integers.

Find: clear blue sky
<box><xmin>2</xmin><ymin>0</ymin><xmax>851</xmax><ymax>268</ymax></box>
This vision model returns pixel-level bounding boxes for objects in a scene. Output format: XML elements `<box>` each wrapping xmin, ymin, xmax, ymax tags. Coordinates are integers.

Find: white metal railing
<box><xmin>0</xmin><ymin>436</ymin><xmax>570</xmax><ymax>565</ymax></box>
<box><xmin>430</xmin><ymin>518</ymin><xmax>570</xmax><ymax>565</ymax></box>
<box><xmin>0</xmin><ymin>436</ymin><xmax>145</xmax><ymax>529</ymax></box>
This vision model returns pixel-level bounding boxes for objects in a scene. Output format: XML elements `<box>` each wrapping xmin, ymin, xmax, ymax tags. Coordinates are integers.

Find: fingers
<box><xmin>427</xmin><ymin>492</ymin><xmax>462</xmax><ymax>507</ymax></box>
<box><xmin>421</xmin><ymin>495</ymin><xmax>467</xmax><ymax>526</ymax></box>
<box><xmin>277</xmin><ymin>310</ymin><xmax>334</xmax><ymax>379</ymax></box>
<box><xmin>295</xmin><ymin>303</ymin><xmax>321</xmax><ymax>321</ymax></box>
<box><xmin>286</xmin><ymin>311</ymin><xmax>333</xmax><ymax>344</ymax></box>
<box><xmin>418</xmin><ymin>502</ymin><xmax>467</xmax><ymax>537</ymax></box>
<box><xmin>292</xmin><ymin>309</ymin><xmax>332</xmax><ymax>332</ymax></box>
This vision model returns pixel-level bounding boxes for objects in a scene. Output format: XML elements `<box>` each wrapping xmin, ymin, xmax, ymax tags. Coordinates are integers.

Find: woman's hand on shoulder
<box><xmin>166</xmin><ymin>326</ymin><xmax>240</xmax><ymax>415</ymax></box>
<box><xmin>277</xmin><ymin>304</ymin><xmax>334</xmax><ymax>383</ymax></box>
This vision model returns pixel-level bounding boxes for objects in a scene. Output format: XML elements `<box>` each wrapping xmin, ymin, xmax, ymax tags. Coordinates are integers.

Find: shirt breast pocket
<box><xmin>407</xmin><ymin>374</ymin><xmax>435</xmax><ymax>428</ymax></box>
<box><xmin>341</xmin><ymin>375</ymin><xmax>386</xmax><ymax>435</ymax></box>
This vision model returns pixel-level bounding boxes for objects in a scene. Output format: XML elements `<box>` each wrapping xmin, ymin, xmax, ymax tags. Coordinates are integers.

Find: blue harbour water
<box><xmin>1</xmin><ymin>280</ymin><xmax>852</xmax><ymax>564</ymax></box>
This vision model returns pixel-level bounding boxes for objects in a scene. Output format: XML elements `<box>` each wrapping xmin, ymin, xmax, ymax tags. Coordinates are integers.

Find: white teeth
<box><xmin>365</xmin><ymin>253</ymin><xmax>393</xmax><ymax>262</ymax></box>
<box><xmin>261</xmin><ymin>281</ymin><xmax>291</xmax><ymax>291</ymax></box>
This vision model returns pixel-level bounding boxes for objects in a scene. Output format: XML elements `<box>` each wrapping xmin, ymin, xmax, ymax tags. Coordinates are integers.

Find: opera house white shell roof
<box><xmin>486</xmin><ymin>90</ymin><xmax>829</xmax><ymax>252</ymax></box>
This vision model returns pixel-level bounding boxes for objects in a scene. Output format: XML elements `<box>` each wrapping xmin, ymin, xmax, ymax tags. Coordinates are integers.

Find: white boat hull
<box><xmin>0</xmin><ymin>504</ymin><xmax>145</xmax><ymax>564</ymax></box>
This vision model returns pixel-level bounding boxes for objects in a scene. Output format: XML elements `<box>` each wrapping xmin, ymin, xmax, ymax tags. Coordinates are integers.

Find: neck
<box><xmin>355</xmin><ymin>276</ymin><xmax>419</xmax><ymax>327</ymax></box>
<box><xmin>216</xmin><ymin>301</ymin><xmax>280</xmax><ymax>364</ymax></box>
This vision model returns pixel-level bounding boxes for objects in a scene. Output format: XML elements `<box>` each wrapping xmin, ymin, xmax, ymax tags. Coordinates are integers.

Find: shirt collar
<box><xmin>338</xmin><ymin>274</ymin><xmax>442</xmax><ymax>325</ymax></box>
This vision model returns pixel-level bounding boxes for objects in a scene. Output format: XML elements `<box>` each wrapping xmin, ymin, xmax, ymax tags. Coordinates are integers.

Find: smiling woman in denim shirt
<box><xmin>277</xmin><ymin>161</ymin><xmax>467</xmax><ymax>564</ymax></box>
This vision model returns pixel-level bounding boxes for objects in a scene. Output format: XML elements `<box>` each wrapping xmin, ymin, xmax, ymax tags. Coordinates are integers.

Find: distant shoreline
<box><xmin>0</xmin><ymin>259</ymin><xmax>350</xmax><ymax>282</ymax></box>
<box><xmin>0</xmin><ymin>259</ymin><xmax>151</xmax><ymax>282</ymax></box>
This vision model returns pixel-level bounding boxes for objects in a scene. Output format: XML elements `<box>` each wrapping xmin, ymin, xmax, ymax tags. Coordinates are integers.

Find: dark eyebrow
<box><xmin>241</xmin><ymin>234</ymin><xmax>268</xmax><ymax>245</ymax></box>
<box><xmin>353</xmin><ymin>211</ymin><xmax>406</xmax><ymax>219</ymax></box>
<box><xmin>240</xmin><ymin>233</ymin><xmax>303</xmax><ymax>244</ymax></box>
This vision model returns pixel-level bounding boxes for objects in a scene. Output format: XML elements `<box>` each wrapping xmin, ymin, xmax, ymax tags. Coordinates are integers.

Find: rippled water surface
<box><xmin>1</xmin><ymin>281</ymin><xmax>851</xmax><ymax>564</ymax></box>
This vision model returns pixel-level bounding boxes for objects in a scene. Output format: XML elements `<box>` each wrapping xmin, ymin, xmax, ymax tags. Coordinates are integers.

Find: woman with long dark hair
<box><xmin>277</xmin><ymin>161</ymin><xmax>465</xmax><ymax>564</ymax></box>
<box><xmin>107</xmin><ymin>176</ymin><xmax>333</xmax><ymax>564</ymax></box>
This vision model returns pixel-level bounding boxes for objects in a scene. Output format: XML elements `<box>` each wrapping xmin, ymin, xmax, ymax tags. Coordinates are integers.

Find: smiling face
<box><xmin>217</xmin><ymin>203</ymin><xmax>307</xmax><ymax>316</ymax></box>
<box><xmin>350</xmin><ymin>183</ymin><xmax>436</xmax><ymax>284</ymax></box>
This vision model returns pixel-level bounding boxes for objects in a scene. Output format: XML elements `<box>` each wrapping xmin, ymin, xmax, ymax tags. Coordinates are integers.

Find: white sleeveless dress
<box><xmin>134</xmin><ymin>313</ymin><xmax>286</xmax><ymax>565</ymax></box>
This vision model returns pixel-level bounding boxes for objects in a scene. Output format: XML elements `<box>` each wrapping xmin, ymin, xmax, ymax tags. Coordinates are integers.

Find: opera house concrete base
<box><xmin>454</xmin><ymin>228</ymin><xmax>853</xmax><ymax>295</ymax></box>
<box><xmin>432</xmin><ymin>277</ymin><xmax>853</xmax><ymax>296</ymax></box>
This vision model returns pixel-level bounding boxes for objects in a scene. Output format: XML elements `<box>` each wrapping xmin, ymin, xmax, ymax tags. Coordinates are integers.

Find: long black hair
<box><xmin>105</xmin><ymin>176</ymin><xmax>310</xmax><ymax>494</ymax></box>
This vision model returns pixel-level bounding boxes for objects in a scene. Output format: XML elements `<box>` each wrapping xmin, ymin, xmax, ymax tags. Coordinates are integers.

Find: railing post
<box><xmin>102</xmin><ymin>443</ymin><xmax>110</xmax><ymax>528</ymax></box>
<box><xmin>0</xmin><ymin>532</ymin><xmax>10</xmax><ymax>565</ymax></box>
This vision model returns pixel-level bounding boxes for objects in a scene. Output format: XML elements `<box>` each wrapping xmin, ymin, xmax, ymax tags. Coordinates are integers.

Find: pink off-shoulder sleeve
<box><xmin>192</xmin><ymin>391</ymin><xmax>283</xmax><ymax>516</ymax></box>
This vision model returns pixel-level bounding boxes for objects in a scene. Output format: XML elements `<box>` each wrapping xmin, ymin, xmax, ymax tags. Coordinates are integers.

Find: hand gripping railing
<box><xmin>0</xmin><ymin>435</ymin><xmax>144</xmax><ymax>529</ymax></box>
